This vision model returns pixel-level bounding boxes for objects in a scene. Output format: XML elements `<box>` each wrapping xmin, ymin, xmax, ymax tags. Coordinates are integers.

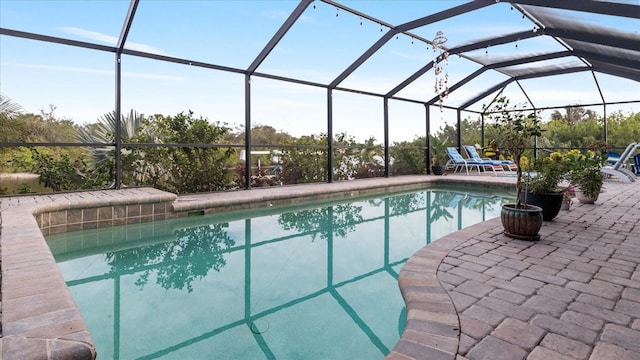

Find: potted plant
<box><xmin>484</xmin><ymin>96</ymin><xmax>544</xmax><ymax>240</ymax></box>
<box><xmin>566</xmin><ymin>147</ymin><xmax>607</xmax><ymax>204</ymax></box>
<box><xmin>429</xmin><ymin>135</ymin><xmax>449</xmax><ymax>175</ymax></box>
<box><xmin>521</xmin><ymin>151</ymin><xmax>569</xmax><ymax>221</ymax></box>
<box><xmin>561</xmin><ymin>187</ymin><xmax>575</xmax><ymax>210</ymax></box>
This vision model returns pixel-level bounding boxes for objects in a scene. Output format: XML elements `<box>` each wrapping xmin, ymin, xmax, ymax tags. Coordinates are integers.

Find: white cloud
<box><xmin>58</xmin><ymin>26</ymin><xmax>170</xmax><ymax>56</ymax></box>
<box><xmin>2</xmin><ymin>62</ymin><xmax>183</xmax><ymax>81</ymax></box>
<box><xmin>262</xmin><ymin>9</ymin><xmax>316</xmax><ymax>24</ymax></box>
<box><xmin>59</xmin><ymin>26</ymin><xmax>117</xmax><ymax>44</ymax></box>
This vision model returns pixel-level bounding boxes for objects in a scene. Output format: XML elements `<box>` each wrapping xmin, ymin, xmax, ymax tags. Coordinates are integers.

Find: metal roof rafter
<box><xmin>490</xmin><ymin>51</ymin><xmax>571</xmax><ymax>69</ymax></box>
<box><xmin>388</xmin><ymin>31</ymin><xmax>547</xmax><ymax>101</ymax></box>
<box><xmin>426</xmin><ymin>67</ymin><xmax>487</xmax><ymax>106</ymax></box>
<box><xmin>0</xmin><ymin>28</ymin><xmax>116</xmax><ymax>52</ymax></box>
<box><xmin>511</xmin><ymin>0</ymin><xmax>640</xmax><ymax>19</ymax></box>
<box><xmin>460</xmin><ymin>66</ymin><xmax>590</xmax><ymax>109</ymax></box>
<box><xmin>544</xmin><ymin>28</ymin><xmax>640</xmax><ymax>52</ymax></box>
<box><xmin>386</xmin><ymin>61</ymin><xmax>435</xmax><ymax>98</ymax></box>
<box><xmin>591</xmin><ymin>66</ymin><xmax>640</xmax><ymax>83</ymax></box>
<box><xmin>460</xmin><ymin>79</ymin><xmax>514</xmax><ymax>109</ymax></box>
<box><xmin>246</xmin><ymin>0</ymin><xmax>313</xmax><ymax>75</ymax></box>
<box><xmin>328</xmin><ymin>0</ymin><xmax>496</xmax><ymax>89</ymax></box>
<box><xmin>117</xmin><ymin>0</ymin><xmax>139</xmax><ymax>52</ymax></box>
<box><xmin>448</xmin><ymin>30</ymin><xmax>541</xmax><ymax>56</ymax></box>
<box><xmin>571</xmin><ymin>50</ymin><xmax>640</xmax><ymax>75</ymax></box>
<box><xmin>394</xmin><ymin>0</ymin><xmax>495</xmax><ymax>33</ymax></box>
<box><xmin>426</xmin><ymin>51</ymin><xmax>571</xmax><ymax>105</ymax></box>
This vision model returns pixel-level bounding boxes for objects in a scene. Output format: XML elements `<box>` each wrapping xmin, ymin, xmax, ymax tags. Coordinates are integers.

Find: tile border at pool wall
<box><xmin>0</xmin><ymin>188</ymin><xmax>178</xmax><ymax>360</ymax></box>
<box><xmin>0</xmin><ymin>176</ymin><xmax>516</xmax><ymax>360</ymax></box>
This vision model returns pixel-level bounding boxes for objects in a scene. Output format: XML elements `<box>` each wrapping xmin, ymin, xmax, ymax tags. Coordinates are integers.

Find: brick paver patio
<box><xmin>388</xmin><ymin>176</ymin><xmax>640</xmax><ymax>360</ymax></box>
<box><xmin>1</xmin><ymin>174</ymin><xmax>639</xmax><ymax>359</ymax></box>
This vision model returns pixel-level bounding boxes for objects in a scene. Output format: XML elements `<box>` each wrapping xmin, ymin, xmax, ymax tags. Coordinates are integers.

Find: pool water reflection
<box><xmin>49</xmin><ymin>187</ymin><xmax>512</xmax><ymax>360</ymax></box>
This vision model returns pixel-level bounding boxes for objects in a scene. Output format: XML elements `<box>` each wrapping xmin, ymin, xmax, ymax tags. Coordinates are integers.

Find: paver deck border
<box><xmin>2</xmin><ymin>175</ymin><xmax>517</xmax><ymax>359</ymax></box>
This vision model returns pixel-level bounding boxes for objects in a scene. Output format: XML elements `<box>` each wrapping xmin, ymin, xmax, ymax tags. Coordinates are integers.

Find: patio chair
<box><xmin>633</xmin><ymin>153</ymin><xmax>640</xmax><ymax>175</ymax></box>
<box><xmin>463</xmin><ymin>145</ymin><xmax>515</xmax><ymax>172</ymax></box>
<box><xmin>445</xmin><ymin>147</ymin><xmax>497</xmax><ymax>175</ymax></box>
<box><xmin>601</xmin><ymin>142</ymin><xmax>638</xmax><ymax>183</ymax></box>
<box><xmin>607</xmin><ymin>151</ymin><xmax>621</xmax><ymax>166</ymax></box>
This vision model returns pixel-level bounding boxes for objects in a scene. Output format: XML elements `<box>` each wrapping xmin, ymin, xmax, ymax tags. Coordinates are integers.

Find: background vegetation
<box><xmin>1</xmin><ymin>94</ymin><xmax>638</xmax><ymax>195</ymax></box>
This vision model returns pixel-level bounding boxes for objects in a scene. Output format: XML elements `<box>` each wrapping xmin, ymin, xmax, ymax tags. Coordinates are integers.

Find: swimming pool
<box><xmin>49</xmin><ymin>187</ymin><xmax>512</xmax><ymax>359</ymax></box>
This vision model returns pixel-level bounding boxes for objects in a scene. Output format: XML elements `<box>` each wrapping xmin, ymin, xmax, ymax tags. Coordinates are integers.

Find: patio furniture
<box><xmin>607</xmin><ymin>151</ymin><xmax>621</xmax><ymax>166</ymax></box>
<box><xmin>463</xmin><ymin>145</ymin><xmax>514</xmax><ymax>172</ymax></box>
<box><xmin>601</xmin><ymin>142</ymin><xmax>638</xmax><ymax>183</ymax></box>
<box><xmin>445</xmin><ymin>147</ymin><xmax>498</xmax><ymax>175</ymax></box>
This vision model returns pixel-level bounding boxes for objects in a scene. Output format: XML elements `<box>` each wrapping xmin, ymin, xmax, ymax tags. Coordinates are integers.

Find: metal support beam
<box><xmin>383</xmin><ymin>98</ymin><xmax>390</xmax><ymax>177</ymax></box>
<box><xmin>425</xmin><ymin>105</ymin><xmax>431</xmax><ymax>175</ymax></box>
<box><xmin>245</xmin><ymin>75</ymin><xmax>252</xmax><ymax>189</ymax></box>
<box><xmin>113</xmin><ymin>0</ymin><xmax>140</xmax><ymax>189</ymax></box>
<box><xmin>114</xmin><ymin>56</ymin><xmax>122</xmax><ymax>189</ymax></box>
<box><xmin>456</xmin><ymin>109</ymin><xmax>462</xmax><ymax>150</ymax></box>
<box><xmin>327</xmin><ymin>89</ymin><xmax>334</xmax><ymax>183</ymax></box>
<box><xmin>480</xmin><ymin>113</ymin><xmax>486</xmax><ymax>149</ymax></box>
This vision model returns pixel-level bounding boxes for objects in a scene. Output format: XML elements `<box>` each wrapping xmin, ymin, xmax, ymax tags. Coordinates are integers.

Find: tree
<box><xmin>389</xmin><ymin>136</ymin><xmax>427</xmax><ymax>175</ymax></box>
<box><xmin>0</xmin><ymin>93</ymin><xmax>23</xmax><ymax>120</ymax></box>
<box><xmin>135</xmin><ymin>111</ymin><xmax>234</xmax><ymax>193</ymax></box>
<box><xmin>550</xmin><ymin>106</ymin><xmax>598</xmax><ymax>125</ymax></box>
<box><xmin>485</xmin><ymin>96</ymin><xmax>542</xmax><ymax>208</ymax></box>
<box><xmin>76</xmin><ymin>109</ymin><xmax>154</xmax><ymax>188</ymax></box>
<box><xmin>278</xmin><ymin>133</ymin><xmax>328</xmax><ymax>184</ymax></box>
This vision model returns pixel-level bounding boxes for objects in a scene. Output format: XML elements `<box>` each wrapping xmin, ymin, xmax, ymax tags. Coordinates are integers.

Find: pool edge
<box><xmin>0</xmin><ymin>175</ymin><xmax>515</xmax><ymax>359</ymax></box>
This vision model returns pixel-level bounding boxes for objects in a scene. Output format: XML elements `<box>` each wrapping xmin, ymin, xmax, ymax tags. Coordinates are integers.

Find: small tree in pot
<box><xmin>566</xmin><ymin>145</ymin><xmax>607</xmax><ymax>204</ymax></box>
<box><xmin>484</xmin><ymin>96</ymin><xmax>544</xmax><ymax>240</ymax></box>
<box><xmin>429</xmin><ymin>134</ymin><xmax>449</xmax><ymax>175</ymax></box>
<box><xmin>521</xmin><ymin>152</ymin><xmax>570</xmax><ymax>221</ymax></box>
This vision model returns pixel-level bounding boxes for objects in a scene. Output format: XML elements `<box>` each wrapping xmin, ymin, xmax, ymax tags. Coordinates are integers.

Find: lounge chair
<box><xmin>463</xmin><ymin>145</ymin><xmax>515</xmax><ymax>171</ymax></box>
<box><xmin>607</xmin><ymin>151</ymin><xmax>621</xmax><ymax>166</ymax></box>
<box><xmin>445</xmin><ymin>147</ymin><xmax>498</xmax><ymax>175</ymax></box>
<box><xmin>601</xmin><ymin>142</ymin><xmax>638</xmax><ymax>183</ymax></box>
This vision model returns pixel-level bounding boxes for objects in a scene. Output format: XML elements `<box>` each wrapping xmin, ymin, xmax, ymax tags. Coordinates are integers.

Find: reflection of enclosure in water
<box><xmin>50</xmin><ymin>188</ymin><xmax>507</xmax><ymax>359</ymax></box>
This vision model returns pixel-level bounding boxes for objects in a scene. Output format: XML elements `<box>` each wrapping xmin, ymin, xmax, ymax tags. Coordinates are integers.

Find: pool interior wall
<box><xmin>50</xmin><ymin>186</ymin><xmax>512</xmax><ymax>359</ymax></box>
<box><xmin>0</xmin><ymin>175</ymin><xmax>516</xmax><ymax>360</ymax></box>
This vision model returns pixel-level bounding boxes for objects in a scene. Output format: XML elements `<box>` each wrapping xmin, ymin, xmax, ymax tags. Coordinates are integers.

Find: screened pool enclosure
<box><xmin>1</xmin><ymin>0</ymin><xmax>639</xmax><ymax>193</ymax></box>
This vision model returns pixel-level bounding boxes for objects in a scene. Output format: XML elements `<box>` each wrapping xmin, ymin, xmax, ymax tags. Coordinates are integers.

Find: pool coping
<box><xmin>0</xmin><ymin>174</ymin><xmax>516</xmax><ymax>359</ymax></box>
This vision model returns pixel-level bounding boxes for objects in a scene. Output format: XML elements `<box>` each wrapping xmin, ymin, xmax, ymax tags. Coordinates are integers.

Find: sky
<box><xmin>1</xmin><ymin>0</ymin><xmax>639</xmax><ymax>143</ymax></box>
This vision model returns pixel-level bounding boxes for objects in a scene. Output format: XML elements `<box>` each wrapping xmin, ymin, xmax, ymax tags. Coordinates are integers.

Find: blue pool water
<box><xmin>49</xmin><ymin>187</ymin><xmax>512</xmax><ymax>360</ymax></box>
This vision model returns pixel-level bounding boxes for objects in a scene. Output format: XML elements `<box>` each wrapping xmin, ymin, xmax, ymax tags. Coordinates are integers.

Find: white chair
<box><xmin>601</xmin><ymin>142</ymin><xmax>638</xmax><ymax>183</ymax></box>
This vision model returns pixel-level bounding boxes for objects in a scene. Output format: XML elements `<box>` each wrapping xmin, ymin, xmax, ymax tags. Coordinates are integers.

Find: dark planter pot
<box><xmin>431</xmin><ymin>165</ymin><xmax>445</xmax><ymax>175</ymax></box>
<box><xmin>501</xmin><ymin>204</ymin><xmax>543</xmax><ymax>241</ymax></box>
<box><xmin>520</xmin><ymin>191</ymin><xmax>564</xmax><ymax>221</ymax></box>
